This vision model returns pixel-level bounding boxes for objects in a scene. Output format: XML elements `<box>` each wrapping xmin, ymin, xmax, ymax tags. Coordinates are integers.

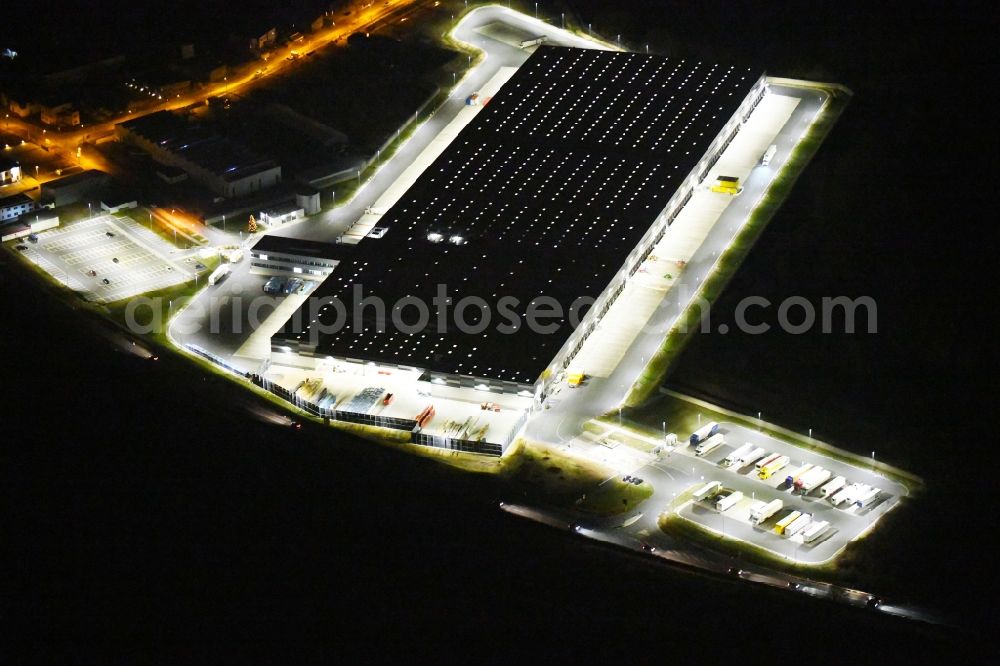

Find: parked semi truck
<box><xmin>722</xmin><ymin>443</ymin><xmax>755</xmax><ymax>468</ymax></box>
<box><xmin>693</xmin><ymin>480</ymin><xmax>722</xmax><ymax>501</ymax></box>
<box><xmin>795</xmin><ymin>467</ymin><xmax>832</xmax><ymax>493</ymax></box>
<box><xmin>831</xmin><ymin>483</ymin><xmax>870</xmax><ymax>507</ymax></box>
<box><xmin>802</xmin><ymin>520</ymin><xmax>830</xmax><ymax>543</ymax></box>
<box><xmin>775</xmin><ymin>511</ymin><xmax>802</xmax><ymax>535</ymax></box>
<box><xmin>689</xmin><ymin>422</ymin><xmax>720</xmax><ymax>445</ymax></box>
<box><xmin>785</xmin><ymin>514</ymin><xmax>813</xmax><ymax>537</ymax></box>
<box><xmin>755</xmin><ymin>453</ymin><xmax>780</xmax><ymax>471</ymax></box>
<box><xmin>854</xmin><ymin>488</ymin><xmax>882</xmax><ymax>509</ymax></box>
<box><xmin>784</xmin><ymin>463</ymin><xmax>814</xmax><ymax>487</ymax></box>
<box><xmin>715</xmin><ymin>490</ymin><xmax>743</xmax><ymax>512</ymax></box>
<box><xmin>710</xmin><ymin>175</ymin><xmax>740</xmax><ymax>195</ymax></box>
<box><xmin>819</xmin><ymin>475</ymin><xmax>847</xmax><ymax>498</ymax></box>
<box><xmin>208</xmin><ymin>264</ymin><xmax>230</xmax><ymax>286</ymax></box>
<box><xmin>750</xmin><ymin>498</ymin><xmax>783</xmax><ymax>525</ymax></box>
<box><xmin>758</xmin><ymin>455</ymin><xmax>790</xmax><ymax>480</ymax></box>
<box><xmin>761</xmin><ymin>144</ymin><xmax>777</xmax><ymax>166</ymax></box>
<box><xmin>738</xmin><ymin>446</ymin><xmax>767</xmax><ymax>469</ymax></box>
<box><xmin>695</xmin><ymin>433</ymin><xmax>725</xmax><ymax>457</ymax></box>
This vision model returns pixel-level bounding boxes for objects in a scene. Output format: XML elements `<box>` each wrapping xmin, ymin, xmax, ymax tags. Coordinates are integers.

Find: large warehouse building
<box><xmin>118</xmin><ymin>110</ymin><xmax>281</xmax><ymax>198</ymax></box>
<box><xmin>272</xmin><ymin>46</ymin><xmax>765</xmax><ymax>404</ymax></box>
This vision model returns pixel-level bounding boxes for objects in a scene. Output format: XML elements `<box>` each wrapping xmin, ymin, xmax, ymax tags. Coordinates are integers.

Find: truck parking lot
<box><xmin>651</xmin><ymin>420</ymin><xmax>908</xmax><ymax>564</ymax></box>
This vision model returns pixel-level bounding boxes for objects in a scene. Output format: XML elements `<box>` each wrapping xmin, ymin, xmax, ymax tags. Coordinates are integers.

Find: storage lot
<box><xmin>660</xmin><ymin>421</ymin><xmax>906</xmax><ymax>563</ymax></box>
<box><xmin>15</xmin><ymin>214</ymin><xmax>194</xmax><ymax>303</ymax></box>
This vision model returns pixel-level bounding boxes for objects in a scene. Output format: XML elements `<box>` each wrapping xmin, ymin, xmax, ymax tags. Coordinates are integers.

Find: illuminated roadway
<box><xmin>2</xmin><ymin>0</ymin><xmax>429</xmax><ymax>154</ymax></box>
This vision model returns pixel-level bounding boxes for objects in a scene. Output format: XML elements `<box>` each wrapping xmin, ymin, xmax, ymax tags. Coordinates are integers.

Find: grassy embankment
<box><xmin>500</xmin><ymin>439</ymin><xmax>653</xmax><ymax>515</ymax></box>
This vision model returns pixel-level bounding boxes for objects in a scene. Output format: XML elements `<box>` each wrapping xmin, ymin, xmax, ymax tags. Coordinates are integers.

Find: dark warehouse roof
<box><xmin>275</xmin><ymin>46</ymin><xmax>762</xmax><ymax>385</ymax></box>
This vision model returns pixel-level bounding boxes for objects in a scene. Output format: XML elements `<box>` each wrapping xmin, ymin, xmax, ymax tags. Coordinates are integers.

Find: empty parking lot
<box><xmin>16</xmin><ymin>214</ymin><xmax>194</xmax><ymax>303</ymax></box>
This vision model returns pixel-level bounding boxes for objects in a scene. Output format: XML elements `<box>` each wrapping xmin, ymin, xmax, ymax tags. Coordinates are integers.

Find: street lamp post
<box><xmin>561</xmin><ymin>13</ymin><xmax>564</xmax><ymax>29</ymax></box>
<box><xmin>222</xmin><ymin>214</ymin><xmax>226</xmax><ymax>232</ymax></box>
<box><xmin>534</xmin><ymin>2</ymin><xmax>538</xmax><ymax>19</ymax></box>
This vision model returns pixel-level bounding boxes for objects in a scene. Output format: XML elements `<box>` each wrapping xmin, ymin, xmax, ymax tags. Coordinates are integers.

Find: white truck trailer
<box><xmin>795</xmin><ymin>467</ymin><xmax>832</xmax><ymax>493</ymax></box>
<box><xmin>695</xmin><ymin>433</ymin><xmax>725</xmax><ymax>457</ymax></box>
<box><xmin>722</xmin><ymin>443</ymin><xmax>755</xmax><ymax>468</ymax></box>
<box><xmin>208</xmin><ymin>264</ymin><xmax>230</xmax><ymax>286</ymax></box>
<box><xmin>692</xmin><ymin>481</ymin><xmax>722</xmax><ymax>502</ymax></box>
<box><xmin>802</xmin><ymin>520</ymin><xmax>830</xmax><ymax>543</ymax></box>
<box><xmin>739</xmin><ymin>447</ymin><xmax>767</xmax><ymax>469</ymax></box>
<box><xmin>761</xmin><ymin>144</ymin><xmax>778</xmax><ymax>166</ymax></box>
<box><xmin>715</xmin><ymin>490</ymin><xmax>744</xmax><ymax>512</ymax></box>
<box><xmin>831</xmin><ymin>483</ymin><xmax>870</xmax><ymax>507</ymax></box>
<box><xmin>755</xmin><ymin>453</ymin><xmax>780</xmax><ymax>471</ymax></box>
<box><xmin>819</xmin><ymin>475</ymin><xmax>847</xmax><ymax>498</ymax></box>
<box><xmin>854</xmin><ymin>488</ymin><xmax>882</xmax><ymax>509</ymax></box>
<box><xmin>785</xmin><ymin>513</ymin><xmax>813</xmax><ymax>537</ymax></box>
<box><xmin>750</xmin><ymin>498</ymin><xmax>783</xmax><ymax>525</ymax></box>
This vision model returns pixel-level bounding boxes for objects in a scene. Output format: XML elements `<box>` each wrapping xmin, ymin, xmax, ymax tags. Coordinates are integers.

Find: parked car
<box><xmin>102</xmin><ymin>278</ymin><xmax>111</xmax><ymax>285</ymax></box>
<box><xmin>15</xmin><ymin>245</ymin><xmax>27</xmax><ymax>251</ymax></box>
<box><xmin>105</xmin><ymin>231</ymin><xmax>115</xmax><ymax>238</ymax></box>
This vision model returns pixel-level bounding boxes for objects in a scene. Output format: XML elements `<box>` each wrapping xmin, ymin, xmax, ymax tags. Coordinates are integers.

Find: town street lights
<box><xmin>222</xmin><ymin>214</ymin><xmax>226</xmax><ymax>231</ymax></box>
<box><xmin>561</xmin><ymin>13</ymin><xmax>564</xmax><ymax>29</ymax></box>
<box><xmin>534</xmin><ymin>2</ymin><xmax>538</xmax><ymax>19</ymax></box>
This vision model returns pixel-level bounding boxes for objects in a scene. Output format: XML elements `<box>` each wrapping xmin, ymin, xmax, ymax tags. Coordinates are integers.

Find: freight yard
<box><xmin>674</xmin><ymin>419</ymin><xmax>904</xmax><ymax>563</ymax></box>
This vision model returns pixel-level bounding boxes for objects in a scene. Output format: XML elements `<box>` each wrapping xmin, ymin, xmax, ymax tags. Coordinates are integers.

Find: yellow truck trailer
<box><xmin>774</xmin><ymin>510</ymin><xmax>802</xmax><ymax>535</ymax></box>
<box><xmin>710</xmin><ymin>175</ymin><xmax>740</xmax><ymax>195</ymax></box>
